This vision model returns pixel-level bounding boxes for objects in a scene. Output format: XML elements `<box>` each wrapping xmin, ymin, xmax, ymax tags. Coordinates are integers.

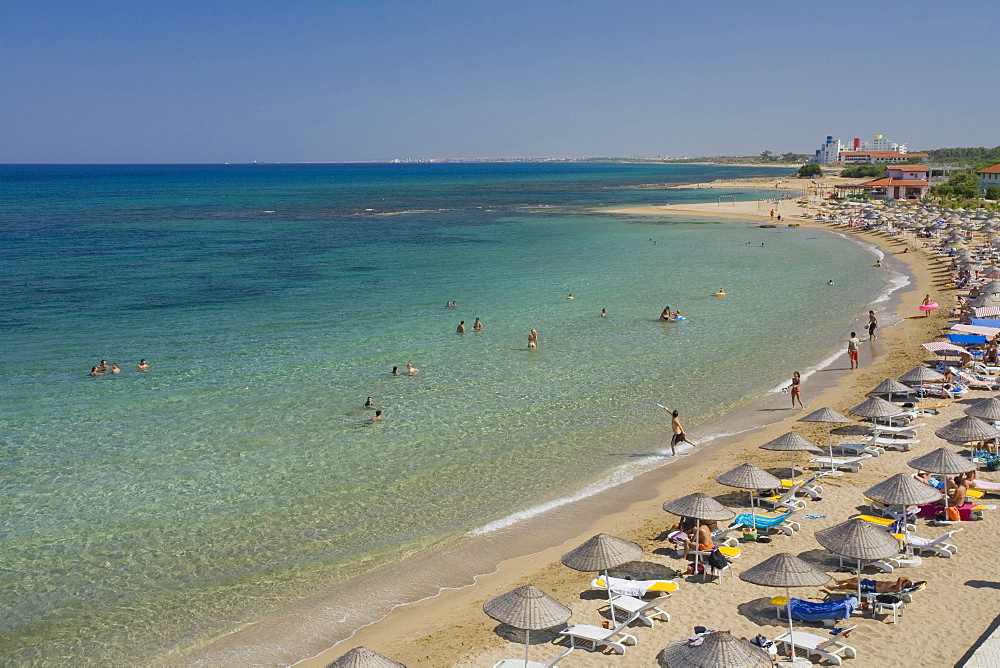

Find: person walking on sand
<box><xmin>868</xmin><ymin>311</ymin><xmax>878</xmax><ymax>340</ymax></box>
<box><xmin>789</xmin><ymin>371</ymin><xmax>804</xmax><ymax>408</ymax></box>
<box><xmin>847</xmin><ymin>331</ymin><xmax>860</xmax><ymax>369</ymax></box>
<box><xmin>661</xmin><ymin>406</ymin><xmax>695</xmax><ymax>456</ymax></box>
<box><xmin>528</xmin><ymin>329</ymin><xmax>538</xmax><ymax>349</ymax></box>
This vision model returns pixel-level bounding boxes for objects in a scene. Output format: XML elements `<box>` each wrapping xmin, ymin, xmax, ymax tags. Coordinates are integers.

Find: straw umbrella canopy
<box><xmin>326</xmin><ymin>647</ymin><xmax>405</xmax><ymax>668</ymax></box>
<box><xmin>908</xmin><ymin>448</ymin><xmax>979</xmax><ymax>519</ymax></box>
<box><xmin>662</xmin><ymin>493</ymin><xmax>734</xmax><ymax>578</ymax></box>
<box><xmin>934</xmin><ymin>415</ymin><xmax>1000</xmax><ymax>444</ymax></box>
<box><xmin>898</xmin><ymin>366</ymin><xmax>946</xmax><ymax>384</ymax></box>
<box><xmin>715</xmin><ymin>463</ymin><xmax>782</xmax><ymax>531</ymax></box>
<box><xmin>561</xmin><ymin>534</ymin><xmax>641</xmax><ymax>618</ymax></box>
<box><xmin>849</xmin><ymin>396</ymin><xmax>904</xmax><ymax>428</ymax></box>
<box><xmin>868</xmin><ymin>378</ymin><xmax>913</xmax><ymax>402</ymax></box>
<box><xmin>659</xmin><ymin>631</ymin><xmax>772</xmax><ymax>668</ymax></box>
<box><xmin>865</xmin><ymin>473</ymin><xmax>942</xmax><ymax>549</ymax></box>
<box><xmin>815</xmin><ymin>519</ymin><xmax>902</xmax><ymax>602</ymax></box>
<box><xmin>759</xmin><ymin>432</ymin><xmax>823</xmax><ymax>479</ymax></box>
<box><xmin>866</xmin><ymin>473</ymin><xmax>943</xmax><ymax>507</ymax></box>
<box><xmin>799</xmin><ymin>407</ymin><xmax>852</xmax><ymax>466</ymax></box>
<box><xmin>483</xmin><ymin>585</ymin><xmax>572</xmax><ymax>667</ymax></box>
<box><xmin>965</xmin><ymin>398</ymin><xmax>1000</xmax><ymax>421</ymax></box>
<box><xmin>908</xmin><ymin>447</ymin><xmax>979</xmax><ymax>475</ymax></box>
<box><xmin>740</xmin><ymin>553</ymin><xmax>831</xmax><ymax>662</ymax></box>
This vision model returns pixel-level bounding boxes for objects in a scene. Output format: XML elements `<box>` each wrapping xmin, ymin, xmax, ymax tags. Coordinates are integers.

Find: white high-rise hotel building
<box><xmin>812</xmin><ymin>134</ymin><xmax>909</xmax><ymax>164</ymax></box>
<box><xmin>813</xmin><ymin>136</ymin><xmax>842</xmax><ymax>165</ymax></box>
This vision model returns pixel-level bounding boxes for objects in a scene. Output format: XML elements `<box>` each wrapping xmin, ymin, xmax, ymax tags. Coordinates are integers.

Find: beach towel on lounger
<box><xmin>787</xmin><ymin>596</ymin><xmax>858</xmax><ymax>622</ymax></box>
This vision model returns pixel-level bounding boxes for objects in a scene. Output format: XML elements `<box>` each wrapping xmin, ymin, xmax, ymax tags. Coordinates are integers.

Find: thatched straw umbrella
<box><xmin>758</xmin><ymin>432</ymin><xmax>823</xmax><ymax>479</ymax></box>
<box><xmin>662</xmin><ymin>493</ymin><xmax>734</xmax><ymax>578</ymax></box>
<box><xmin>740</xmin><ymin>553</ymin><xmax>831</xmax><ymax>661</ymax></box>
<box><xmin>715</xmin><ymin>463</ymin><xmax>782</xmax><ymax>532</ymax></box>
<box><xmin>561</xmin><ymin>534</ymin><xmax>642</xmax><ymax>618</ymax></box>
<box><xmin>326</xmin><ymin>647</ymin><xmax>405</xmax><ymax>668</ymax></box>
<box><xmin>815</xmin><ymin>519</ymin><xmax>901</xmax><ymax>602</ymax></box>
<box><xmin>659</xmin><ymin>631</ymin><xmax>772</xmax><ymax>668</ymax></box>
<box><xmin>483</xmin><ymin>585</ymin><xmax>571</xmax><ymax>667</ymax></box>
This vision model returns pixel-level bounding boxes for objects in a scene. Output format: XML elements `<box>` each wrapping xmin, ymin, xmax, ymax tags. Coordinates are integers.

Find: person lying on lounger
<box><xmin>832</xmin><ymin>577</ymin><xmax>921</xmax><ymax>593</ymax></box>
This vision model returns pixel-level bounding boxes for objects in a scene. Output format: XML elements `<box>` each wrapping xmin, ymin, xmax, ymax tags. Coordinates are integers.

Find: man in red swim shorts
<box><xmin>847</xmin><ymin>331</ymin><xmax>860</xmax><ymax>369</ymax></box>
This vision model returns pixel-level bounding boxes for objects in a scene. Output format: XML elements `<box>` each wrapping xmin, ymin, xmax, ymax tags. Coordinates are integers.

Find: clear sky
<box><xmin>2</xmin><ymin>1</ymin><xmax>998</xmax><ymax>163</ymax></box>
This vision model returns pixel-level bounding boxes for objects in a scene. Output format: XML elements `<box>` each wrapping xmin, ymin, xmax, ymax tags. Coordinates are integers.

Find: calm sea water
<box><xmin>0</xmin><ymin>163</ymin><xmax>892</xmax><ymax>663</ymax></box>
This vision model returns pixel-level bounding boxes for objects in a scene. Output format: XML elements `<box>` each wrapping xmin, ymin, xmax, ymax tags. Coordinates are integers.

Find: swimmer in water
<box><xmin>457</xmin><ymin>320</ymin><xmax>465</xmax><ymax>333</ymax></box>
<box><xmin>407</xmin><ymin>363</ymin><xmax>418</xmax><ymax>374</ymax></box>
<box><xmin>372</xmin><ymin>410</ymin><xmax>382</xmax><ymax>421</ymax></box>
<box><xmin>392</xmin><ymin>366</ymin><xmax>399</xmax><ymax>375</ymax></box>
<box><xmin>111</xmin><ymin>363</ymin><xmax>120</xmax><ymax>374</ymax></box>
<box><xmin>137</xmin><ymin>359</ymin><xmax>149</xmax><ymax>371</ymax></box>
<box><xmin>90</xmin><ymin>366</ymin><xmax>100</xmax><ymax>377</ymax></box>
<box><xmin>473</xmin><ymin>317</ymin><xmax>482</xmax><ymax>331</ymax></box>
<box><xmin>528</xmin><ymin>329</ymin><xmax>538</xmax><ymax>349</ymax></box>
<box><xmin>601</xmin><ymin>308</ymin><xmax>606</xmax><ymax>317</ymax></box>
<box><xmin>828</xmin><ymin>280</ymin><xmax>835</xmax><ymax>285</ymax></box>
<box><xmin>566</xmin><ymin>294</ymin><xmax>573</xmax><ymax>300</ymax></box>
<box><xmin>364</xmin><ymin>397</ymin><xmax>376</xmax><ymax>409</ymax></box>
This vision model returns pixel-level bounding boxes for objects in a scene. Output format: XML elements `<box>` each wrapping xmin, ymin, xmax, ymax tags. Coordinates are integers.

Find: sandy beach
<box><xmin>280</xmin><ymin>181</ymin><xmax>996</xmax><ymax>667</ymax></box>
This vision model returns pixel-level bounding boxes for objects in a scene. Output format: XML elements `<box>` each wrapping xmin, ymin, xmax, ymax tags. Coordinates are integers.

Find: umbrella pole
<box><xmin>605</xmin><ymin>569</ymin><xmax>616</xmax><ymax>621</ymax></box>
<box><xmin>524</xmin><ymin>629</ymin><xmax>530</xmax><ymax>667</ymax></box>
<box><xmin>857</xmin><ymin>558</ymin><xmax>864</xmax><ymax>615</ymax></box>
<box><xmin>786</xmin><ymin>585</ymin><xmax>797</xmax><ymax>660</ymax></box>
<box><xmin>695</xmin><ymin>519</ymin><xmax>704</xmax><ymax>581</ymax></box>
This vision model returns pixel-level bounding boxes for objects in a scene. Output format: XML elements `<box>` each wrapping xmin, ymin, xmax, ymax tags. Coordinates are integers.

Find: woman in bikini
<box><xmin>789</xmin><ymin>371</ymin><xmax>803</xmax><ymax>408</ymax></box>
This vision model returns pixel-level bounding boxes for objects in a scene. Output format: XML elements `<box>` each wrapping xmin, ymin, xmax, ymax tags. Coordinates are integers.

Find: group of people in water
<box><xmin>89</xmin><ymin>359</ymin><xmax>148</xmax><ymax>376</ymax></box>
<box><xmin>660</xmin><ymin>306</ymin><xmax>682</xmax><ymax>322</ymax></box>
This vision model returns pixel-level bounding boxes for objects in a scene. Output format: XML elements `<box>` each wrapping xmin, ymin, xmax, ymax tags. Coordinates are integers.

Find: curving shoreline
<box><xmin>184</xmin><ymin>186</ymin><xmax>980</xmax><ymax>666</ymax></box>
<box><xmin>302</xmin><ymin>196</ymin><xmax>993</xmax><ymax>666</ymax></box>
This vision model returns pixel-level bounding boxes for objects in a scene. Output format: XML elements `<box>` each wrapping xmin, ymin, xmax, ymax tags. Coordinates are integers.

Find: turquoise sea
<box><xmin>0</xmin><ymin>163</ymin><xmax>896</xmax><ymax>663</ymax></box>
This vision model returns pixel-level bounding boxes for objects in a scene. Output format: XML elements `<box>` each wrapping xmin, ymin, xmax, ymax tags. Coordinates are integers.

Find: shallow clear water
<box><xmin>0</xmin><ymin>163</ymin><xmax>890</xmax><ymax>662</ymax></box>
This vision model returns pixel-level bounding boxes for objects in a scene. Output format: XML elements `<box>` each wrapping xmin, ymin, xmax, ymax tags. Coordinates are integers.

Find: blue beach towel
<box><xmin>787</xmin><ymin>596</ymin><xmax>858</xmax><ymax>622</ymax></box>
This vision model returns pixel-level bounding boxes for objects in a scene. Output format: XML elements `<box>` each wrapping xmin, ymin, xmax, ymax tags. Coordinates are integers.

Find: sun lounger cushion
<box><xmin>917</xmin><ymin>503</ymin><xmax>981</xmax><ymax>520</ymax></box>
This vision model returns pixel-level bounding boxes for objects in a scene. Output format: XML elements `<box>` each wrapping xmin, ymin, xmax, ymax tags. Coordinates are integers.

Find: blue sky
<box><xmin>2</xmin><ymin>1</ymin><xmax>998</xmax><ymax>163</ymax></box>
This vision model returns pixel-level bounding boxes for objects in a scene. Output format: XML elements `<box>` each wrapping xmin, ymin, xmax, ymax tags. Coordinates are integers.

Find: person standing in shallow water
<box><xmin>528</xmin><ymin>329</ymin><xmax>538</xmax><ymax>349</ymax></box>
<box><xmin>660</xmin><ymin>406</ymin><xmax>695</xmax><ymax>456</ymax></box>
<box><xmin>473</xmin><ymin>318</ymin><xmax>482</xmax><ymax>331</ymax></box>
<box><xmin>868</xmin><ymin>310</ymin><xmax>878</xmax><ymax>340</ymax></box>
<box><xmin>456</xmin><ymin>321</ymin><xmax>465</xmax><ymax>333</ymax></box>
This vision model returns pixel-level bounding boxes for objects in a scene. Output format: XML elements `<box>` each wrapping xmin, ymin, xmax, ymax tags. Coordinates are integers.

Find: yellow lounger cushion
<box><xmin>770</xmin><ymin>595</ymin><xmax>789</xmax><ymax>606</ymax></box>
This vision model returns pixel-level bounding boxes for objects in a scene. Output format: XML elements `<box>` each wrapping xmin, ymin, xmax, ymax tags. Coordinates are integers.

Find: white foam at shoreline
<box><xmin>473</xmin><ymin>225</ymin><xmax>915</xmax><ymax>537</ymax></box>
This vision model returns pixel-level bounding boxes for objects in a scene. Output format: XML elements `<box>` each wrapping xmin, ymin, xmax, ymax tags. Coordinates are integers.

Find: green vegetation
<box><xmin>987</xmin><ymin>186</ymin><xmax>1000</xmax><ymax>200</ymax></box>
<box><xmin>840</xmin><ymin>164</ymin><xmax>887</xmax><ymax>178</ymax></box>
<box><xmin>932</xmin><ymin>170</ymin><xmax>982</xmax><ymax>200</ymax></box>
<box><xmin>796</xmin><ymin>163</ymin><xmax>822</xmax><ymax>178</ymax></box>
<box><xmin>923</xmin><ymin>146</ymin><xmax>1000</xmax><ymax>165</ymax></box>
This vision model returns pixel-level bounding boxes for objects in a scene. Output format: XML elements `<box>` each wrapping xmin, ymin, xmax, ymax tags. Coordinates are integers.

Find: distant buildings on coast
<box><xmin>811</xmin><ymin>134</ymin><xmax>928</xmax><ymax>165</ymax></box>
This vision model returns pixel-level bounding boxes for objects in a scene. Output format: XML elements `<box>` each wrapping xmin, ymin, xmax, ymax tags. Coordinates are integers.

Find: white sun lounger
<box><xmin>774</xmin><ymin>628</ymin><xmax>858</xmax><ymax>665</ymax></box>
<box><xmin>810</xmin><ymin>454</ymin><xmax>872</xmax><ymax>473</ymax></box>
<box><xmin>494</xmin><ymin>648</ymin><xmax>572</xmax><ymax>668</ymax></box>
<box><xmin>600</xmin><ymin>594</ymin><xmax>670</xmax><ymax>627</ymax></box>
<box><xmin>756</xmin><ymin>484</ymin><xmax>808</xmax><ymax>511</ymax></box>
<box><xmin>560</xmin><ymin>620</ymin><xmax>637</xmax><ymax>655</ymax></box>
<box><xmin>834</xmin><ymin>442</ymin><xmax>885</xmax><ymax>457</ymax></box>
<box><xmin>870</xmin><ymin>422</ymin><xmax>925</xmax><ymax>438</ymax></box>
<box><xmin>780</xmin><ymin>476</ymin><xmax>823</xmax><ymax>499</ymax></box>
<box><xmin>861</xmin><ymin>435</ymin><xmax>919</xmax><ymax>451</ymax></box>
<box><xmin>868</xmin><ymin>422</ymin><xmax>927</xmax><ymax>438</ymax></box>
<box><xmin>906</xmin><ymin>528</ymin><xmax>963</xmax><ymax>558</ymax></box>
